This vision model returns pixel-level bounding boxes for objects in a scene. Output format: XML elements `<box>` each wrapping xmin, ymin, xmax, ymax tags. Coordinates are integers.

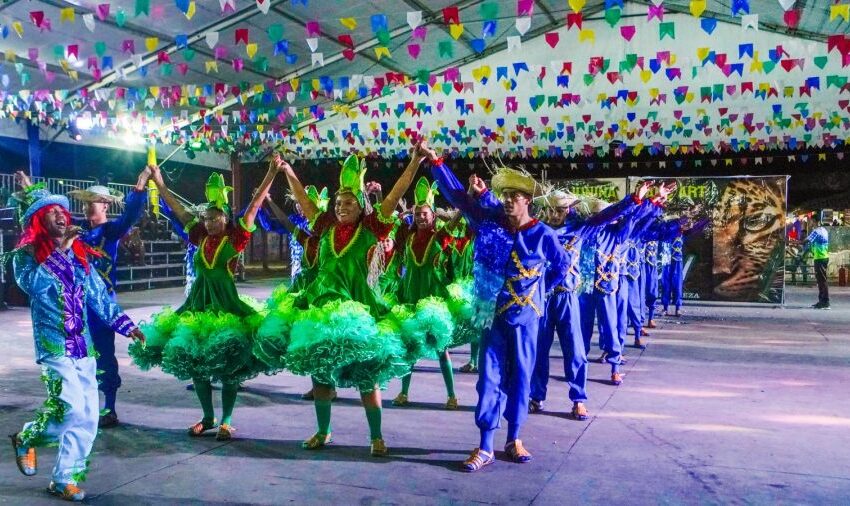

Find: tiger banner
<box><xmin>628</xmin><ymin>176</ymin><xmax>789</xmax><ymax>304</ymax></box>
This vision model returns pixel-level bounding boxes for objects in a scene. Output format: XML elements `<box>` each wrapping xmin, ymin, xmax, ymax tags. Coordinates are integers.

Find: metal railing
<box><xmin>0</xmin><ymin>173</ymin><xmax>194</xmax><ymax>217</ymax></box>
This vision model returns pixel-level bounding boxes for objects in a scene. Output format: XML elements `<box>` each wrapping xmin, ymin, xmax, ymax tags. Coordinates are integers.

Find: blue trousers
<box><xmin>88</xmin><ymin>308</ymin><xmax>121</xmax><ymax>403</ymax></box>
<box><xmin>643</xmin><ymin>263</ymin><xmax>658</xmax><ymax>323</ymax></box>
<box><xmin>530</xmin><ymin>291</ymin><xmax>587</xmax><ymax>403</ymax></box>
<box><xmin>475</xmin><ymin>314</ymin><xmax>538</xmax><ymax>434</ymax></box>
<box><xmin>624</xmin><ymin>274</ymin><xmax>644</xmax><ymax>340</ymax></box>
<box><xmin>615</xmin><ymin>279</ymin><xmax>629</xmax><ymax>348</ymax></box>
<box><xmin>579</xmin><ymin>290</ymin><xmax>621</xmax><ymax>373</ymax></box>
<box><xmin>661</xmin><ymin>261</ymin><xmax>683</xmax><ymax>311</ymax></box>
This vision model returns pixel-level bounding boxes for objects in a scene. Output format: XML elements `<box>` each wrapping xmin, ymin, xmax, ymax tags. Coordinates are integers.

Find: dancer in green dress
<box><xmin>264</xmin><ymin>142</ymin><xmax>429</xmax><ymax>457</ymax></box>
<box><xmin>392</xmin><ymin>177</ymin><xmax>461</xmax><ymax>410</ymax></box>
<box><xmin>130</xmin><ymin>157</ymin><xmax>283</xmax><ymax>441</ymax></box>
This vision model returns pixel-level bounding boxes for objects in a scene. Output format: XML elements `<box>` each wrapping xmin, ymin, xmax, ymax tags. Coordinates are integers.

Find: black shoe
<box><xmin>99</xmin><ymin>411</ymin><xmax>120</xmax><ymax>428</ymax></box>
<box><xmin>818</xmin><ymin>304</ymin><xmax>831</xmax><ymax>310</ymax></box>
<box><xmin>528</xmin><ymin>399</ymin><xmax>544</xmax><ymax>414</ymax></box>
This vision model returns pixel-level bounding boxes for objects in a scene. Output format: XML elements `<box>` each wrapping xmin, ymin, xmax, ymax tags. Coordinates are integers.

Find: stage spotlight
<box><xmin>68</xmin><ymin>120</ymin><xmax>82</xmax><ymax>141</ymax></box>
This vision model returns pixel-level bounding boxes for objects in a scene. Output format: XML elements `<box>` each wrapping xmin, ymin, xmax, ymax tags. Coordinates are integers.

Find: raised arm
<box><xmin>148</xmin><ymin>165</ymin><xmax>193</xmax><ymax>227</ymax></box>
<box><xmin>241</xmin><ymin>155</ymin><xmax>283</xmax><ymax>230</ymax></box>
<box><xmin>379</xmin><ymin>141</ymin><xmax>426</xmax><ymax>219</ymax></box>
<box><xmin>282</xmin><ymin>159</ymin><xmax>319</xmax><ymax>222</ymax></box>
<box><xmin>108</xmin><ymin>166</ymin><xmax>151</xmax><ymax>238</ymax></box>
<box><xmin>259</xmin><ymin>194</ymin><xmax>297</xmax><ymax>234</ymax></box>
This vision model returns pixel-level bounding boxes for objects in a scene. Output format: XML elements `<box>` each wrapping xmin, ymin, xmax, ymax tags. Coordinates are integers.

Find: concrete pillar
<box><xmin>27</xmin><ymin>121</ymin><xmax>41</xmax><ymax>177</ymax></box>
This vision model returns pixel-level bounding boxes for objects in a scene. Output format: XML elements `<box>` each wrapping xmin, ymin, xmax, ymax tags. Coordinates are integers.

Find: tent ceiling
<box><xmin>1</xmin><ymin>0</ymin><xmax>848</xmax><ymax>157</ymax></box>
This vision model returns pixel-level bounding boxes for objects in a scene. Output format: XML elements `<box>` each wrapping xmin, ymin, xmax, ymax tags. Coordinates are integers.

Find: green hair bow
<box><xmin>413</xmin><ymin>176</ymin><xmax>439</xmax><ymax>210</ymax></box>
<box><xmin>339</xmin><ymin>154</ymin><xmax>367</xmax><ymax>208</ymax></box>
<box><xmin>205</xmin><ymin>173</ymin><xmax>233</xmax><ymax>213</ymax></box>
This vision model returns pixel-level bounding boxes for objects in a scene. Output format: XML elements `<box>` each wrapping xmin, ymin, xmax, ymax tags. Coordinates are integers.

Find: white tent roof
<box><xmin>0</xmin><ymin>0</ymin><xmax>848</xmax><ymax>159</ymax></box>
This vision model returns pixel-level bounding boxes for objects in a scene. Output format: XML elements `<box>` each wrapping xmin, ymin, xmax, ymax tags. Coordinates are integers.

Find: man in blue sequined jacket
<box><xmin>67</xmin><ymin>167</ymin><xmax>150</xmax><ymax>427</ymax></box>
<box><xmin>9</xmin><ymin>189</ymin><xmax>144</xmax><ymax>502</ymax></box>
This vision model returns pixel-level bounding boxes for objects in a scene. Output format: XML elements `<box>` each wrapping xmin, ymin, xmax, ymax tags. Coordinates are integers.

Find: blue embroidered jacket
<box><xmin>431</xmin><ymin>162</ymin><xmax>568</xmax><ymax>326</ymax></box>
<box><xmin>549</xmin><ymin>195</ymin><xmax>639</xmax><ymax>293</ymax></box>
<box><xmin>584</xmin><ymin>201</ymin><xmax>656</xmax><ymax>294</ymax></box>
<box><xmin>13</xmin><ymin>248</ymin><xmax>138</xmax><ymax>363</ymax></box>
<box><xmin>78</xmin><ymin>189</ymin><xmax>148</xmax><ymax>295</ymax></box>
<box><xmin>620</xmin><ymin>203</ymin><xmax>665</xmax><ymax>280</ymax></box>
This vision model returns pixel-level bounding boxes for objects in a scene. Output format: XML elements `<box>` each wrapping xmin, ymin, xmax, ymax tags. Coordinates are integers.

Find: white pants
<box><xmin>22</xmin><ymin>356</ymin><xmax>99</xmax><ymax>484</ymax></box>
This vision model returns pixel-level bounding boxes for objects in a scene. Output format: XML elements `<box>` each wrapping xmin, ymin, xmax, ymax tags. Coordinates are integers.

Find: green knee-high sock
<box><xmin>439</xmin><ymin>353</ymin><xmax>455</xmax><ymax>398</ymax></box>
<box><xmin>220</xmin><ymin>382</ymin><xmax>238</xmax><ymax>425</ymax></box>
<box><xmin>315</xmin><ymin>399</ymin><xmax>332</xmax><ymax>435</ymax></box>
<box><xmin>400</xmin><ymin>373</ymin><xmax>412</xmax><ymax>396</ymax></box>
<box><xmin>364</xmin><ymin>406</ymin><xmax>382</xmax><ymax>440</ymax></box>
<box><xmin>193</xmin><ymin>379</ymin><xmax>215</xmax><ymax>423</ymax></box>
<box><xmin>469</xmin><ymin>342</ymin><xmax>480</xmax><ymax>367</ymax></box>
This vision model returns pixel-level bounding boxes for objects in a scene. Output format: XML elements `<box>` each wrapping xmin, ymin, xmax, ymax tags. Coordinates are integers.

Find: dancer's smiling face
<box><xmin>42</xmin><ymin>205</ymin><xmax>69</xmax><ymax>239</ymax></box>
<box><xmin>414</xmin><ymin>205</ymin><xmax>435</xmax><ymax>230</ymax></box>
<box><xmin>202</xmin><ymin>208</ymin><xmax>228</xmax><ymax>236</ymax></box>
<box><xmin>335</xmin><ymin>192</ymin><xmax>362</xmax><ymax>225</ymax></box>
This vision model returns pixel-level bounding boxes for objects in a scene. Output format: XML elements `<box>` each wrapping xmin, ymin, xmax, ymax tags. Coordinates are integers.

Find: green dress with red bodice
<box><xmin>130</xmin><ymin>220</ymin><xmax>268</xmax><ymax>383</ymax></box>
<box><xmin>256</xmin><ymin>212</ymin><xmax>410</xmax><ymax>392</ymax></box>
<box><xmin>393</xmin><ymin>227</ymin><xmax>475</xmax><ymax>361</ymax></box>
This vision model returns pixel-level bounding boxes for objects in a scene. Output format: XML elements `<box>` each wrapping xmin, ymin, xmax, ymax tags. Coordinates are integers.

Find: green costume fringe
<box><xmin>129</xmin><ymin>308</ymin><xmax>268</xmax><ymax>384</ymax></box>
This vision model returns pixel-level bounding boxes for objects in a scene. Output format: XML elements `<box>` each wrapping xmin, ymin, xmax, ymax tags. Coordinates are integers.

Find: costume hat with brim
<box><xmin>22</xmin><ymin>189</ymin><xmax>70</xmax><ymax>225</ymax></box>
<box><xmin>67</xmin><ymin>185</ymin><xmax>124</xmax><ymax>204</ymax></box>
<box><xmin>490</xmin><ymin>167</ymin><xmax>542</xmax><ymax>198</ymax></box>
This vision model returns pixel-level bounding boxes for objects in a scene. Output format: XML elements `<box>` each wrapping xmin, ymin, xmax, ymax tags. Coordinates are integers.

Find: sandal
<box><xmin>302</xmin><ymin>432</ymin><xmax>332</xmax><ymax>450</ymax></box>
<box><xmin>528</xmin><ymin>399</ymin><xmax>544</xmax><ymax>414</ymax></box>
<box><xmin>505</xmin><ymin>439</ymin><xmax>532</xmax><ymax>463</ymax></box>
<box><xmin>571</xmin><ymin>402</ymin><xmax>589</xmax><ymax>421</ymax></box>
<box><xmin>370</xmin><ymin>438</ymin><xmax>389</xmax><ymax>457</ymax></box>
<box><xmin>215</xmin><ymin>424</ymin><xmax>234</xmax><ymax>441</ymax></box>
<box><xmin>459</xmin><ymin>362</ymin><xmax>478</xmax><ymax>373</ymax></box>
<box><xmin>445</xmin><ymin>396</ymin><xmax>459</xmax><ymax>410</ymax></box>
<box><xmin>462</xmin><ymin>448</ymin><xmax>495</xmax><ymax>472</ymax></box>
<box><xmin>611</xmin><ymin>372</ymin><xmax>623</xmax><ymax>386</ymax></box>
<box><xmin>391</xmin><ymin>393</ymin><xmax>409</xmax><ymax>407</ymax></box>
<box><xmin>187</xmin><ymin>419</ymin><xmax>217</xmax><ymax>437</ymax></box>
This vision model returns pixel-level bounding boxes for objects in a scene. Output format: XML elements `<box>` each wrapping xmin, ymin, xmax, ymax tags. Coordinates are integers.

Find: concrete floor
<box><xmin>1</xmin><ymin>280</ymin><xmax>849</xmax><ymax>505</ymax></box>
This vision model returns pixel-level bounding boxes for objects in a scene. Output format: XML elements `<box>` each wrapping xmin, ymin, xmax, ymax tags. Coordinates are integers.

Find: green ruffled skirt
<box><xmin>129</xmin><ymin>295</ymin><xmax>270</xmax><ymax>384</ymax></box>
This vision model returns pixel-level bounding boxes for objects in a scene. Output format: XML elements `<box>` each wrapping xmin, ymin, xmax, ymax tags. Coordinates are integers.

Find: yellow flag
<box><xmin>246</xmin><ymin>43</ymin><xmax>258</xmax><ymax>59</ymax></box>
<box><xmin>4</xmin><ymin>50</ymin><xmax>15</xmax><ymax>62</ymax></box>
<box><xmin>149</xmin><ymin>86</ymin><xmax>160</xmax><ymax>98</ymax></box>
<box><xmin>185</xmin><ymin>1</ymin><xmax>196</xmax><ymax>19</ymax></box>
<box><xmin>830</xmin><ymin>4</ymin><xmax>849</xmax><ymax>22</ymax></box>
<box><xmin>689</xmin><ymin>0</ymin><xmax>706</xmax><ymax>17</ymax></box>
<box><xmin>339</xmin><ymin>17</ymin><xmax>357</xmax><ymax>30</ymax></box>
<box><xmin>68</xmin><ymin>70</ymin><xmax>78</xmax><ymax>81</ymax></box>
<box><xmin>569</xmin><ymin>0</ymin><xmax>585</xmax><ymax>13</ymax></box>
<box><xmin>578</xmin><ymin>28</ymin><xmax>595</xmax><ymax>43</ymax></box>
<box><xmin>449</xmin><ymin>23</ymin><xmax>464</xmax><ymax>40</ymax></box>
<box><xmin>374</xmin><ymin>46</ymin><xmax>391</xmax><ymax>59</ymax></box>
<box><xmin>12</xmin><ymin>21</ymin><xmax>23</xmax><ymax>38</ymax></box>
<box><xmin>205</xmin><ymin>60</ymin><xmax>218</xmax><ymax>73</ymax></box>
<box><xmin>640</xmin><ymin>69</ymin><xmax>652</xmax><ymax>83</ymax></box>
<box><xmin>145</xmin><ymin>37</ymin><xmax>159</xmax><ymax>52</ymax></box>
<box><xmin>60</xmin><ymin>7</ymin><xmax>75</xmax><ymax>23</ymax></box>
<box><xmin>697</xmin><ymin>47</ymin><xmax>709</xmax><ymax>61</ymax></box>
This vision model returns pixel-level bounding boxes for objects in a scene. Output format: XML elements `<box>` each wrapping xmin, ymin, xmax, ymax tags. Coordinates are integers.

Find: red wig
<box><xmin>16</xmin><ymin>205</ymin><xmax>99</xmax><ymax>273</ymax></box>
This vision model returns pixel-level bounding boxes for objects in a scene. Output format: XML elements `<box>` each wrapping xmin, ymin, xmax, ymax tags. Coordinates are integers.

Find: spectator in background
<box><xmin>804</xmin><ymin>218</ymin><xmax>830</xmax><ymax>310</ymax></box>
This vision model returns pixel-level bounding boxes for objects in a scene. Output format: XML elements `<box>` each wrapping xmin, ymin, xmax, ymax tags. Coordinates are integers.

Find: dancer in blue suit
<box><xmin>430</xmin><ymin>154</ymin><xmax>567</xmax><ymax>472</ymax></box>
<box><xmin>580</xmin><ymin>182</ymin><xmax>677</xmax><ymax>385</ymax></box>
<box><xmin>67</xmin><ymin>168</ymin><xmax>150</xmax><ymax>427</ymax></box>
<box><xmin>528</xmin><ymin>185</ymin><xmax>648</xmax><ymax>420</ymax></box>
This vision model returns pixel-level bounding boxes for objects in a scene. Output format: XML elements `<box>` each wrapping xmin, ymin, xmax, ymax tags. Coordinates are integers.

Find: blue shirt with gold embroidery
<box><xmin>431</xmin><ymin>162</ymin><xmax>568</xmax><ymax>326</ymax></box>
<box><xmin>78</xmin><ymin>189</ymin><xmax>148</xmax><ymax>295</ymax></box>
